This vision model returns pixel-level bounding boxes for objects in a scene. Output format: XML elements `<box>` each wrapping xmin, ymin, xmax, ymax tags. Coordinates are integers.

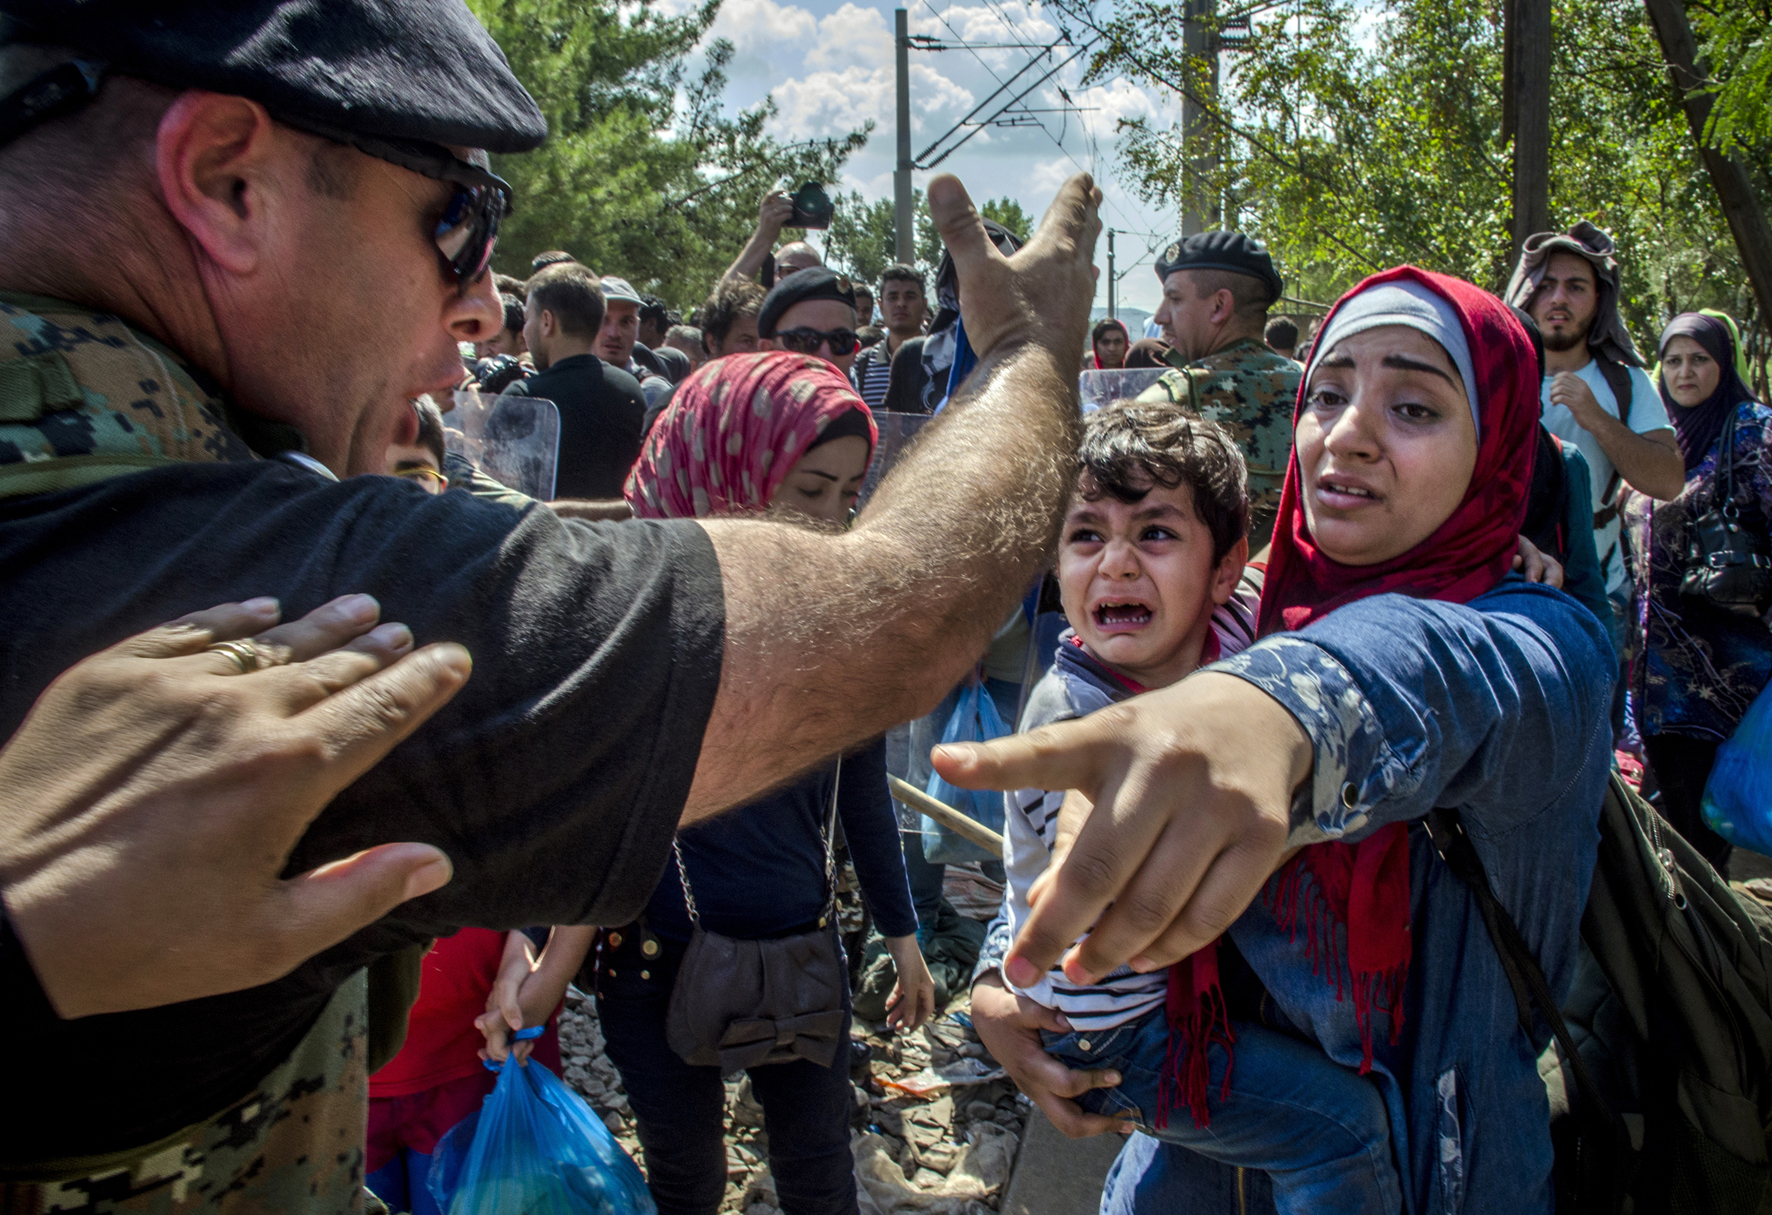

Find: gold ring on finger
<box><xmin>205</xmin><ymin>640</ymin><xmax>271</xmax><ymax>674</ymax></box>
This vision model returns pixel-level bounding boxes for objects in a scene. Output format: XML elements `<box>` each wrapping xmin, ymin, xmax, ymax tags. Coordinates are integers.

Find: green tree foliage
<box><xmin>1693</xmin><ymin>0</ymin><xmax>1771</xmax><ymax>172</ymax></box>
<box><xmin>980</xmin><ymin>197</ymin><xmax>1034</xmax><ymax>240</ymax></box>
<box><xmin>824</xmin><ymin>190</ymin><xmax>942</xmax><ymax>286</ymax></box>
<box><xmin>1061</xmin><ymin>0</ymin><xmax>1767</xmax><ymax>352</ymax></box>
<box><xmin>823</xmin><ymin>193</ymin><xmax>1031</xmax><ymax>288</ymax></box>
<box><xmin>468</xmin><ymin>0</ymin><xmax>869</xmax><ymax>308</ymax></box>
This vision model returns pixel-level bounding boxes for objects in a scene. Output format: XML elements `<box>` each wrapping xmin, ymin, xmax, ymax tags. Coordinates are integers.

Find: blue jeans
<box><xmin>1041</xmin><ymin>1010</ymin><xmax>1401</xmax><ymax>1215</ymax></box>
<box><xmin>593</xmin><ymin>936</ymin><xmax>859</xmax><ymax>1215</ymax></box>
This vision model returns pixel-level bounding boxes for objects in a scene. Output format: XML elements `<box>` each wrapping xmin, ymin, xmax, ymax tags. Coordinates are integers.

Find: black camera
<box><xmin>788</xmin><ymin>181</ymin><xmax>834</xmax><ymax>230</ymax></box>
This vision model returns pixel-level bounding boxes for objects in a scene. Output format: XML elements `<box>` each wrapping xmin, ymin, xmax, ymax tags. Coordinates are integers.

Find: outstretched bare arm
<box><xmin>683</xmin><ymin>172</ymin><xmax>1101</xmax><ymax>822</ymax></box>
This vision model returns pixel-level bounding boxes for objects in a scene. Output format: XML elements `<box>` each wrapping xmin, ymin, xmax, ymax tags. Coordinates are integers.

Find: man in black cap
<box><xmin>1135</xmin><ymin>231</ymin><xmax>1301</xmax><ymax>546</ymax></box>
<box><xmin>0</xmin><ymin>3</ymin><xmax>1114</xmax><ymax>1205</ymax></box>
<box><xmin>758</xmin><ymin>266</ymin><xmax>861</xmax><ymax>377</ymax></box>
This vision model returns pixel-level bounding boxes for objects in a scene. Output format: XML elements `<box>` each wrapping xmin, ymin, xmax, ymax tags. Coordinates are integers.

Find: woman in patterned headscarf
<box><xmin>1623</xmin><ymin>311</ymin><xmax>1772</xmax><ymax>868</ymax></box>
<box><xmin>614</xmin><ymin>352</ymin><xmax>934</xmax><ymax>1215</ymax></box>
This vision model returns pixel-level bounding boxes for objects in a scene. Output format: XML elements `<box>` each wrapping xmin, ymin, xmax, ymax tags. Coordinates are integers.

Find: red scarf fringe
<box><xmin>1155</xmin><ymin>945</ymin><xmax>1235</xmax><ymax>1129</ymax></box>
<box><xmin>1159</xmin><ymin>822</ymin><xmax>1412</xmax><ymax>1126</ymax></box>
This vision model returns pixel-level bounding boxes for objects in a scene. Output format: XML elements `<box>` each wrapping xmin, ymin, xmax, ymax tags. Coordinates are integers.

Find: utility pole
<box><xmin>1502</xmin><ymin>0</ymin><xmax>1551</xmax><ymax>256</ymax></box>
<box><xmin>1107</xmin><ymin>229</ymin><xmax>1117</xmax><ymax>319</ymax></box>
<box><xmin>1180</xmin><ymin>0</ymin><xmax>1220</xmax><ymax>235</ymax></box>
<box><xmin>1641</xmin><ymin>0</ymin><xmax>1772</xmax><ymax>329</ymax></box>
<box><xmin>894</xmin><ymin>8</ymin><xmax>915</xmax><ymax>264</ymax></box>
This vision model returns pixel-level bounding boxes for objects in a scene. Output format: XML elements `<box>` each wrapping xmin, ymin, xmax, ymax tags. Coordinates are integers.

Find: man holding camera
<box><xmin>723</xmin><ymin>185</ymin><xmax>830</xmax><ymax>286</ymax></box>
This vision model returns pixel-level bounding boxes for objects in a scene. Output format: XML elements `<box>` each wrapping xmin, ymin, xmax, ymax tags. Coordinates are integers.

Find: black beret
<box><xmin>758</xmin><ymin>267</ymin><xmax>858</xmax><ymax>338</ymax></box>
<box><xmin>1154</xmin><ymin>231</ymin><xmax>1283</xmax><ymax>305</ymax></box>
<box><xmin>0</xmin><ymin>1</ymin><xmax>546</xmax><ymax>153</ymax></box>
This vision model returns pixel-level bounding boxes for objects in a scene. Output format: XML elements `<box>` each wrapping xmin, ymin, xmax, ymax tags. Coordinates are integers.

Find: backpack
<box><xmin>1428</xmin><ymin>773</ymin><xmax>1772</xmax><ymax>1213</ymax></box>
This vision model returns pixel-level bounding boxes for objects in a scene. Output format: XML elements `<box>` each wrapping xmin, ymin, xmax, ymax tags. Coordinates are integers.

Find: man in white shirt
<box><xmin>1508</xmin><ymin>223</ymin><xmax>1683</xmax><ymax>601</ymax></box>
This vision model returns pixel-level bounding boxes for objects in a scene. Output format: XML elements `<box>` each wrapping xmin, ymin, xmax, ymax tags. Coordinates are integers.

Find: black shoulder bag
<box><xmin>665</xmin><ymin>762</ymin><xmax>849</xmax><ymax>1076</ymax></box>
<box><xmin>1680</xmin><ymin>407</ymin><xmax>1772</xmax><ymax>617</ymax></box>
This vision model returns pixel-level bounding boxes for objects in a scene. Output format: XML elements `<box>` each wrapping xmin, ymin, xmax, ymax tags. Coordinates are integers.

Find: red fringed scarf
<box><xmin>1155</xmin><ymin>267</ymin><xmax>1541</xmax><ymax>1130</ymax></box>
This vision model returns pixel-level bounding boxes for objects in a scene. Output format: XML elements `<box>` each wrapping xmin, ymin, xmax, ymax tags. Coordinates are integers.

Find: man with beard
<box><xmin>1506</xmin><ymin>223</ymin><xmax>1682</xmax><ymax>601</ymax></box>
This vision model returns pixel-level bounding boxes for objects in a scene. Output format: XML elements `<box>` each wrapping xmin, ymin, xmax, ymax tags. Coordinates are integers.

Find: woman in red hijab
<box><xmin>610</xmin><ymin>352</ymin><xmax>935</xmax><ymax>1215</ymax></box>
<box><xmin>959</xmin><ymin>269</ymin><xmax>1615</xmax><ymax>1215</ymax></box>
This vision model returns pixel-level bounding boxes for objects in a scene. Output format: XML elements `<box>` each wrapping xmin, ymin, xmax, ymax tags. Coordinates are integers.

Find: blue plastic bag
<box><xmin>1703</xmin><ymin>677</ymin><xmax>1772</xmax><ymax>855</ymax></box>
<box><xmin>922</xmin><ymin>682</ymin><xmax>1011</xmax><ymax>864</ymax></box>
<box><xmin>428</xmin><ymin>1037</ymin><xmax>655</xmax><ymax>1215</ymax></box>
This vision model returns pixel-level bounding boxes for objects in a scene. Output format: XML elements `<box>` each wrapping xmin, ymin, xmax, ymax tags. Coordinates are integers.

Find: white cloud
<box><xmin>705</xmin><ymin>0</ymin><xmax>820</xmax><ymax>79</ymax></box>
<box><xmin>668</xmin><ymin>0</ymin><xmax>1180</xmax><ymax>310</ymax></box>
<box><xmin>806</xmin><ymin>3</ymin><xmax>897</xmax><ymax>70</ymax></box>
<box><xmin>767</xmin><ymin>59</ymin><xmax>974</xmax><ymax>142</ymax></box>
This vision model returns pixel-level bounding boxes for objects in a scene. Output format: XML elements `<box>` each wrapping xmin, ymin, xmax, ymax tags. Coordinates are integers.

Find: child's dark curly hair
<box><xmin>1077</xmin><ymin>400</ymin><xmax>1250</xmax><ymax>561</ymax></box>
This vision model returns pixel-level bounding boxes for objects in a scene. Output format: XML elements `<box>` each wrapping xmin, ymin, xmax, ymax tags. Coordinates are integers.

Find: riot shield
<box><xmin>1078</xmin><ymin>368</ymin><xmax>1168</xmax><ymax>412</ymax></box>
<box><xmin>445</xmin><ymin>389</ymin><xmax>561</xmax><ymax>501</ymax></box>
<box><xmin>858</xmin><ymin>410</ymin><xmax>935</xmax><ymax>509</ymax></box>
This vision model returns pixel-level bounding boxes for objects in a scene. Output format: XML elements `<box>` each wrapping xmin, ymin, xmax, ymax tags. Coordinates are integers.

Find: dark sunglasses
<box><xmin>775</xmin><ymin>327</ymin><xmax>860</xmax><ymax>357</ymax></box>
<box><xmin>353</xmin><ymin>136</ymin><xmax>511</xmax><ymax>288</ymax></box>
<box><xmin>284</xmin><ymin>122</ymin><xmax>513</xmax><ymax>290</ymax></box>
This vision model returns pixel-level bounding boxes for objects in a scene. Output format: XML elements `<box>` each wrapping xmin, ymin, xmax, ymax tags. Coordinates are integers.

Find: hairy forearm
<box><xmin>1588</xmin><ymin>417</ymin><xmax>1684</xmax><ymax>499</ymax></box>
<box><xmin>723</xmin><ymin>228</ymin><xmax>775</xmax><ymax>285</ymax></box>
<box><xmin>685</xmin><ymin>339</ymin><xmax>1080</xmax><ymax>821</ymax></box>
<box><xmin>549</xmin><ymin>498</ymin><xmax>633</xmax><ymax>521</ymax></box>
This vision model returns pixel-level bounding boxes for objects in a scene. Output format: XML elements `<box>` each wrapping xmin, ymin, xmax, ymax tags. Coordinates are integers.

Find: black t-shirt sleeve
<box><xmin>284</xmin><ymin>480</ymin><xmax>723</xmax><ymax>940</ymax></box>
<box><xmin>0</xmin><ymin>464</ymin><xmax>724</xmax><ymax>1157</ymax></box>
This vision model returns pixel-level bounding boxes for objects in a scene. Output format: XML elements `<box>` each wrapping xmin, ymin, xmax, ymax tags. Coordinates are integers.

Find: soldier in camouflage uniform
<box><xmin>1135</xmin><ymin>232</ymin><xmax>1302</xmax><ymax>547</ymax></box>
<box><xmin>0</xmin><ymin>6</ymin><xmax>545</xmax><ymax>1212</ymax></box>
<box><xmin>0</xmin><ymin>3</ymin><xmax>1118</xmax><ymax>1211</ymax></box>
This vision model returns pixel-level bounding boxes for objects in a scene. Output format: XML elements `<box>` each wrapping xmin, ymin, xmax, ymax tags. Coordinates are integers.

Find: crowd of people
<box><xmin>0</xmin><ymin>4</ymin><xmax>1769</xmax><ymax>1215</ymax></box>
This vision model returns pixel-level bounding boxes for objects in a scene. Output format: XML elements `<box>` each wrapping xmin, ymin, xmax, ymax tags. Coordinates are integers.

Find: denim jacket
<box><xmin>980</xmin><ymin>576</ymin><xmax>1615</xmax><ymax>1215</ymax></box>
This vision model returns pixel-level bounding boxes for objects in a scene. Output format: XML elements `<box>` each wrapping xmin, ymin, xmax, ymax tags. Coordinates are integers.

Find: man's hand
<box><xmin>757</xmin><ymin>189</ymin><xmax>794</xmax><ymax>239</ymax></box>
<box><xmin>723</xmin><ymin>190</ymin><xmax>798</xmax><ymax>283</ymax></box>
<box><xmin>933</xmin><ymin>673</ymin><xmax>1312</xmax><ymax>985</ymax></box>
<box><xmin>0</xmin><ymin>596</ymin><xmax>471</xmax><ymax>1018</ymax></box>
<box><xmin>1548</xmin><ymin>372</ymin><xmax>1686</xmax><ymax>499</ymax></box>
<box><xmin>971</xmin><ymin>973</ymin><xmax>1131</xmax><ymax>1138</ymax></box>
<box><xmin>926</xmin><ymin>173</ymin><xmax>1101</xmax><ymax>359</ymax></box>
<box><xmin>1547</xmin><ymin>371</ymin><xmax>1602</xmax><ymax>429</ymax></box>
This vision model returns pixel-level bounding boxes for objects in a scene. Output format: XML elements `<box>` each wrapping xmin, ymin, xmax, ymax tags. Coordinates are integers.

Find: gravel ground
<box><xmin>554</xmin><ymin>987</ymin><xmax>1028</xmax><ymax>1215</ymax></box>
<box><xmin>554</xmin><ymin>865</ymin><xmax>1026</xmax><ymax>1215</ymax></box>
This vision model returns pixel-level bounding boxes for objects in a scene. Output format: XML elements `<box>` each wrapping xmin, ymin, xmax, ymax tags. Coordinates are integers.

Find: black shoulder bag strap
<box><xmin>1592</xmin><ymin>356</ymin><xmax>1637</xmax><ymax>526</ymax></box>
<box><xmin>1423</xmin><ymin>808</ymin><xmax>1617</xmax><ymax>1126</ymax></box>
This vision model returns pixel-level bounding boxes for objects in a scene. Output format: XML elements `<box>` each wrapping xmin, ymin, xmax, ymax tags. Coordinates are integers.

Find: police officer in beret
<box><xmin>758</xmin><ymin>266</ymin><xmax>861</xmax><ymax>376</ymax></box>
<box><xmin>0</xmin><ymin>2</ymin><xmax>1112</xmax><ymax>1206</ymax></box>
<box><xmin>1136</xmin><ymin>231</ymin><xmax>1303</xmax><ymax>546</ymax></box>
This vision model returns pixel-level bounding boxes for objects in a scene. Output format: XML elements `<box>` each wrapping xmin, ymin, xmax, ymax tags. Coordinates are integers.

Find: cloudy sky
<box><xmin>665</xmin><ymin>0</ymin><xmax>1185</xmax><ymax>316</ymax></box>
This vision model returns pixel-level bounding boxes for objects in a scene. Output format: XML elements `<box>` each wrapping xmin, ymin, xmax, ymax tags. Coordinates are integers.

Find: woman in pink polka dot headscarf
<box><xmin>625</xmin><ymin>350</ymin><xmax>878</xmax><ymax>524</ymax></box>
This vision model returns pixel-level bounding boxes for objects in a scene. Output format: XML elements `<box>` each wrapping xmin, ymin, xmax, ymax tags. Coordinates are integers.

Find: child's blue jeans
<box><xmin>1041</xmin><ymin>1009</ymin><xmax>1402</xmax><ymax>1215</ymax></box>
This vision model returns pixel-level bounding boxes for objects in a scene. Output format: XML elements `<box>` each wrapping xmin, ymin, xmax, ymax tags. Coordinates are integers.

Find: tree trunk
<box><xmin>1508</xmin><ymin>0</ymin><xmax>1552</xmax><ymax>257</ymax></box>
<box><xmin>1641</xmin><ymin>0</ymin><xmax>1772</xmax><ymax>328</ymax></box>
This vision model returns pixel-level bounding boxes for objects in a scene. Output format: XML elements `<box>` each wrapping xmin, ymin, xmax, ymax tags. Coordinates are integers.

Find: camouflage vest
<box><xmin>0</xmin><ymin>973</ymin><xmax>371</xmax><ymax>1215</ymax></box>
<box><xmin>0</xmin><ymin>295</ymin><xmax>376</xmax><ymax>1213</ymax></box>
<box><xmin>1135</xmin><ymin>336</ymin><xmax>1303</xmax><ymax>546</ymax></box>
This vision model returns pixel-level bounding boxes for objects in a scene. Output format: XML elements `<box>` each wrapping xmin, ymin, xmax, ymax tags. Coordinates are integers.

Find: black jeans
<box><xmin>1645</xmin><ymin>732</ymin><xmax>1730</xmax><ymax>871</ymax></box>
<box><xmin>590</xmin><ymin>933</ymin><xmax>859</xmax><ymax>1215</ymax></box>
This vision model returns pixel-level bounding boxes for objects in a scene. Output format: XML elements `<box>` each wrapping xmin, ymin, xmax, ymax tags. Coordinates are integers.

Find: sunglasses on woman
<box><xmin>775</xmin><ymin>328</ymin><xmax>861</xmax><ymax>358</ymax></box>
